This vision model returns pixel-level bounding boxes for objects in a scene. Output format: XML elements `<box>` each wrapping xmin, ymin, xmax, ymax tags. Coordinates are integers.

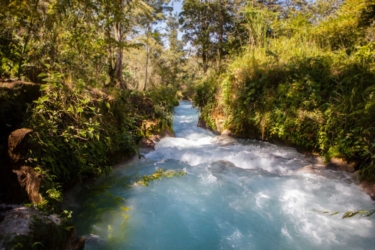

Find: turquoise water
<box><xmin>66</xmin><ymin>101</ymin><xmax>375</xmax><ymax>250</ymax></box>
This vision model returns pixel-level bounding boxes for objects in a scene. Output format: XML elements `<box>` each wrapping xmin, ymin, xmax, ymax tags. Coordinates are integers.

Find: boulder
<box><xmin>139</xmin><ymin>127</ymin><xmax>175</xmax><ymax>151</ymax></box>
<box><xmin>359</xmin><ymin>180</ymin><xmax>375</xmax><ymax>200</ymax></box>
<box><xmin>326</xmin><ymin>157</ymin><xmax>356</xmax><ymax>173</ymax></box>
<box><xmin>221</xmin><ymin>129</ymin><xmax>232</xmax><ymax>136</ymax></box>
<box><xmin>295</xmin><ymin>164</ymin><xmax>326</xmax><ymax>174</ymax></box>
<box><xmin>83</xmin><ymin>234</ymin><xmax>107</xmax><ymax>249</ymax></box>
<box><xmin>211</xmin><ymin>135</ymin><xmax>237</xmax><ymax>146</ymax></box>
<box><xmin>197</xmin><ymin>117</ymin><xmax>208</xmax><ymax>129</ymax></box>
<box><xmin>0</xmin><ymin>204</ymin><xmax>84</xmax><ymax>250</ymax></box>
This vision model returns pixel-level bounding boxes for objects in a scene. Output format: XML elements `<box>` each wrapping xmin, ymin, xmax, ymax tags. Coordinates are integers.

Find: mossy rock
<box><xmin>0</xmin><ymin>205</ymin><xmax>83</xmax><ymax>250</ymax></box>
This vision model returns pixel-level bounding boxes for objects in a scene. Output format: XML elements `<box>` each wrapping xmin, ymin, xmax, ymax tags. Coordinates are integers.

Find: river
<box><xmin>66</xmin><ymin>101</ymin><xmax>375</xmax><ymax>250</ymax></box>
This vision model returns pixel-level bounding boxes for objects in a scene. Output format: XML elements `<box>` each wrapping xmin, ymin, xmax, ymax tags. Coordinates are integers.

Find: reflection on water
<box><xmin>65</xmin><ymin>101</ymin><xmax>375</xmax><ymax>250</ymax></box>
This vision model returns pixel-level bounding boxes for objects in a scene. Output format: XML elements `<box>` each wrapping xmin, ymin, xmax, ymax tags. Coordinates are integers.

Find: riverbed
<box><xmin>66</xmin><ymin>101</ymin><xmax>375</xmax><ymax>250</ymax></box>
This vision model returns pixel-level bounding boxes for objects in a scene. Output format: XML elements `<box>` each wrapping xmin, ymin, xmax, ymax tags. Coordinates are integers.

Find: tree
<box><xmin>179</xmin><ymin>0</ymin><xmax>213</xmax><ymax>73</ymax></box>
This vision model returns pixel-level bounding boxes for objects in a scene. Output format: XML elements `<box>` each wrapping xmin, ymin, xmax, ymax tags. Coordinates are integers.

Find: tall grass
<box><xmin>194</xmin><ymin>0</ymin><xmax>375</xmax><ymax>178</ymax></box>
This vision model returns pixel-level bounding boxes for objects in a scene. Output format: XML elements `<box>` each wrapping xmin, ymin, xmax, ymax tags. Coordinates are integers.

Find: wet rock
<box><xmin>359</xmin><ymin>180</ymin><xmax>375</xmax><ymax>200</ymax></box>
<box><xmin>197</xmin><ymin>115</ymin><xmax>224</xmax><ymax>134</ymax></box>
<box><xmin>197</xmin><ymin>117</ymin><xmax>208</xmax><ymax>129</ymax></box>
<box><xmin>0</xmin><ymin>206</ymin><xmax>39</xmax><ymax>243</ymax></box>
<box><xmin>295</xmin><ymin>164</ymin><xmax>356</xmax><ymax>184</ymax></box>
<box><xmin>0</xmin><ymin>205</ymin><xmax>83</xmax><ymax>250</ymax></box>
<box><xmin>66</xmin><ymin>229</ymin><xmax>85</xmax><ymax>250</ymax></box>
<box><xmin>210</xmin><ymin>160</ymin><xmax>238</xmax><ymax>172</ymax></box>
<box><xmin>295</xmin><ymin>164</ymin><xmax>326</xmax><ymax>174</ymax></box>
<box><xmin>211</xmin><ymin>135</ymin><xmax>237</xmax><ymax>146</ymax></box>
<box><xmin>83</xmin><ymin>234</ymin><xmax>107</xmax><ymax>249</ymax></box>
<box><xmin>139</xmin><ymin>127</ymin><xmax>175</xmax><ymax>151</ymax></box>
<box><xmin>139</xmin><ymin>138</ymin><xmax>155</xmax><ymax>149</ymax></box>
<box><xmin>221</xmin><ymin>129</ymin><xmax>232</xmax><ymax>136</ymax></box>
<box><xmin>326</xmin><ymin>157</ymin><xmax>356</xmax><ymax>173</ymax></box>
<box><xmin>160</xmin><ymin>128</ymin><xmax>175</xmax><ymax>138</ymax></box>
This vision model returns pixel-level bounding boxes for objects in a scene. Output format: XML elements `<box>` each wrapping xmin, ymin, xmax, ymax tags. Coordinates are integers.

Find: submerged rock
<box><xmin>295</xmin><ymin>164</ymin><xmax>357</xmax><ymax>185</ymax></box>
<box><xmin>211</xmin><ymin>135</ymin><xmax>237</xmax><ymax>146</ymax></box>
<box><xmin>83</xmin><ymin>234</ymin><xmax>107</xmax><ymax>249</ymax></box>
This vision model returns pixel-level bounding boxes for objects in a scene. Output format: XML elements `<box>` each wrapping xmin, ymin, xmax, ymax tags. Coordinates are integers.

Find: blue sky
<box><xmin>172</xmin><ymin>0</ymin><xmax>183</xmax><ymax>15</ymax></box>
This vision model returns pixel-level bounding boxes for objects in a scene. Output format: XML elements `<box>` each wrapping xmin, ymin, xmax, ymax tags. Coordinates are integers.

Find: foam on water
<box><xmin>67</xmin><ymin>101</ymin><xmax>375</xmax><ymax>250</ymax></box>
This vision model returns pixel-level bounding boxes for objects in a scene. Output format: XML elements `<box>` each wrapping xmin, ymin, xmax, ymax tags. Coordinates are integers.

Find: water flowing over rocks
<box><xmin>66</xmin><ymin>102</ymin><xmax>375</xmax><ymax>250</ymax></box>
<box><xmin>139</xmin><ymin>122</ymin><xmax>176</xmax><ymax>151</ymax></box>
<box><xmin>210</xmin><ymin>135</ymin><xmax>237</xmax><ymax>146</ymax></box>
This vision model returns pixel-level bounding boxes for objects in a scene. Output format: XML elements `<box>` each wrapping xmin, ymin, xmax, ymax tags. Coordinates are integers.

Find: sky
<box><xmin>172</xmin><ymin>0</ymin><xmax>183</xmax><ymax>15</ymax></box>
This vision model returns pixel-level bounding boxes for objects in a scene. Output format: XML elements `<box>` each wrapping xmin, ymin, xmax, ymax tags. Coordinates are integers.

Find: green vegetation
<box><xmin>0</xmin><ymin>0</ymin><xmax>185</xmax><ymax>207</ymax></box>
<box><xmin>313</xmin><ymin>208</ymin><xmax>375</xmax><ymax>218</ymax></box>
<box><xmin>136</xmin><ymin>168</ymin><xmax>186</xmax><ymax>186</ymax></box>
<box><xmin>25</xmin><ymin>75</ymin><xmax>179</xmax><ymax>207</ymax></box>
<box><xmin>2</xmin><ymin>0</ymin><xmax>375</xmax><ymax>208</ymax></box>
<box><xmin>2</xmin><ymin>212</ymin><xmax>75</xmax><ymax>250</ymax></box>
<box><xmin>188</xmin><ymin>0</ymin><xmax>375</xmax><ymax>179</ymax></box>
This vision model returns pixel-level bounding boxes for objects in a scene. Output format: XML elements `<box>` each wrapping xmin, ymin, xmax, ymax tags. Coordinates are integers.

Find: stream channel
<box><xmin>65</xmin><ymin>101</ymin><xmax>375</xmax><ymax>250</ymax></box>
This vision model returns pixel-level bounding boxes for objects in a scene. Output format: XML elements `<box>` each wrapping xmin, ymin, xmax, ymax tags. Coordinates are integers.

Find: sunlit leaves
<box><xmin>135</xmin><ymin>168</ymin><xmax>186</xmax><ymax>186</ymax></box>
<box><xmin>313</xmin><ymin>208</ymin><xmax>375</xmax><ymax>219</ymax></box>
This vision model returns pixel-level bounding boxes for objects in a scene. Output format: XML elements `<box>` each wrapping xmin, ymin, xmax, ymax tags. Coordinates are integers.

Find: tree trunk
<box><xmin>114</xmin><ymin>22</ymin><xmax>125</xmax><ymax>87</ymax></box>
<box><xmin>144</xmin><ymin>43</ymin><xmax>149</xmax><ymax>90</ymax></box>
<box><xmin>113</xmin><ymin>0</ymin><xmax>126</xmax><ymax>88</ymax></box>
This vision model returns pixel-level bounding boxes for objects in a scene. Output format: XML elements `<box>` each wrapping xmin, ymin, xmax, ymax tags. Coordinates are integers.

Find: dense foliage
<box><xmin>191</xmin><ymin>0</ymin><xmax>375</xmax><ymax>178</ymax></box>
<box><xmin>0</xmin><ymin>0</ymin><xmax>181</xmax><ymax>206</ymax></box>
<box><xmin>25</xmin><ymin>73</ymin><xmax>177</xmax><ymax>207</ymax></box>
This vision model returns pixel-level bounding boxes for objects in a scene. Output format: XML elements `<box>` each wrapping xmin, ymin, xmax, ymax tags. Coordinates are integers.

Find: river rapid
<box><xmin>66</xmin><ymin>101</ymin><xmax>375</xmax><ymax>250</ymax></box>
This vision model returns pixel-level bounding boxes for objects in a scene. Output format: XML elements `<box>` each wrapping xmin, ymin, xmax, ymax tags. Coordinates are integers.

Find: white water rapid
<box><xmin>68</xmin><ymin>101</ymin><xmax>375</xmax><ymax>250</ymax></box>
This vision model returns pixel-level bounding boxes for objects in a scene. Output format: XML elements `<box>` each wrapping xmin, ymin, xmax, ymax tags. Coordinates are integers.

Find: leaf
<box><xmin>342</xmin><ymin>211</ymin><xmax>359</xmax><ymax>219</ymax></box>
<box><xmin>312</xmin><ymin>209</ymin><xmax>329</xmax><ymax>214</ymax></box>
<box><xmin>38</xmin><ymin>72</ymin><xmax>47</xmax><ymax>78</ymax></box>
<box><xmin>365</xmin><ymin>209</ymin><xmax>375</xmax><ymax>217</ymax></box>
<box><xmin>79</xmin><ymin>131</ymin><xmax>87</xmax><ymax>138</ymax></box>
<box><xmin>32</xmin><ymin>242</ymin><xmax>45</xmax><ymax>248</ymax></box>
<box><xmin>65</xmin><ymin>225</ymin><xmax>75</xmax><ymax>232</ymax></box>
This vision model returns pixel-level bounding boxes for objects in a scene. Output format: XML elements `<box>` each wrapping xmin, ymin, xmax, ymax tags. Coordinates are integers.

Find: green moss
<box><xmin>3</xmin><ymin>215</ymin><xmax>74</xmax><ymax>250</ymax></box>
<box><xmin>136</xmin><ymin>168</ymin><xmax>186</xmax><ymax>186</ymax></box>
